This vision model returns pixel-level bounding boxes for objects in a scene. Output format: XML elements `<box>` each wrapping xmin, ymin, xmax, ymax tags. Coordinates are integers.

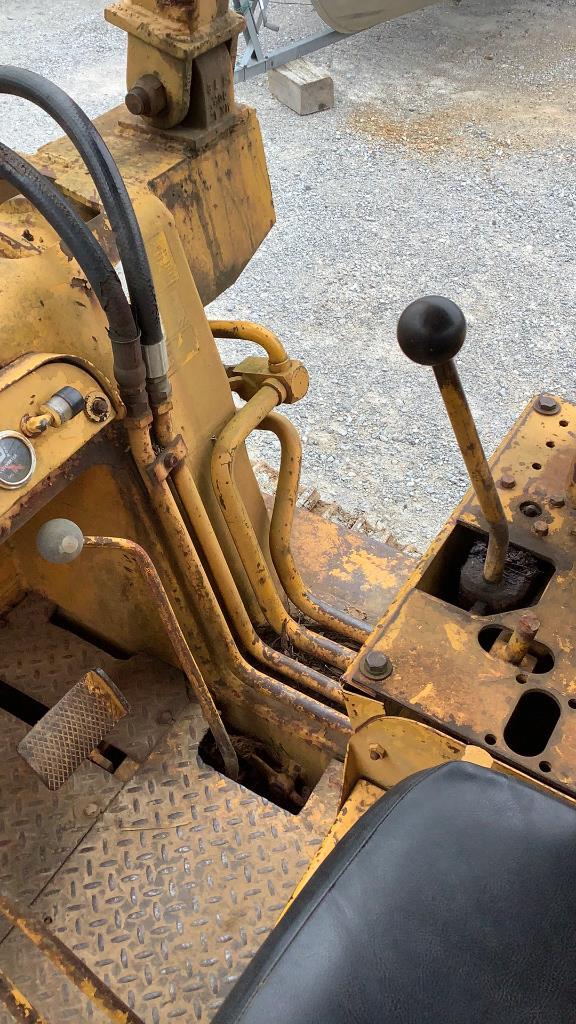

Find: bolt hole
<box><xmin>539</xmin><ymin>760</ymin><xmax>552</xmax><ymax>773</ymax></box>
<box><xmin>520</xmin><ymin>500</ymin><xmax>542</xmax><ymax>518</ymax></box>
<box><xmin>569</xmin><ymin>699</ymin><xmax>576</xmax><ymax>709</ymax></box>
<box><xmin>560</xmin><ymin>420</ymin><xmax>569</xmax><ymax>427</ymax></box>
<box><xmin>546</xmin><ymin>441</ymin><xmax>555</xmax><ymax>448</ymax></box>
<box><xmin>485</xmin><ymin>733</ymin><xmax>497</xmax><ymax>745</ymax></box>
<box><xmin>43</xmin><ymin>915</ymin><xmax>53</xmax><ymax>925</ymax></box>
<box><xmin>532</xmin><ymin>462</ymin><xmax>542</xmax><ymax>470</ymax></box>
<box><xmin>516</xmin><ymin>673</ymin><xmax>527</xmax><ymax>684</ymax></box>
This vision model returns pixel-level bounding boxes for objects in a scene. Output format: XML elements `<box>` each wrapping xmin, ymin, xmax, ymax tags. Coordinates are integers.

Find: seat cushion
<box><xmin>213</xmin><ymin>761</ymin><xmax>576</xmax><ymax>1024</ymax></box>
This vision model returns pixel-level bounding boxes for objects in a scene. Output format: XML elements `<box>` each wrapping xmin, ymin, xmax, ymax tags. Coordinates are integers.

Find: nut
<box><xmin>499</xmin><ymin>473</ymin><xmax>516</xmax><ymax>490</ymax></box>
<box><xmin>125</xmin><ymin>74</ymin><xmax>167</xmax><ymax>118</ymax></box>
<box><xmin>549</xmin><ymin>494</ymin><xmax>565</xmax><ymax>508</ymax></box>
<box><xmin>533</xmin><ymin>520</ymin><xmax>549</xmax><ymax>537</ymax></box>
<box><xmin>362</xmin><ymin>650</ymin><xmax>392</xmax><ymax>680</ymax></box>
<box><xmin>368</xmin><ymin>743</ymin><xmax>387</xmax><ymax>761</ymax></box>
<box><xmin>534</xmin><ymin>393</ymin><xmax>560</xmax><ymax>416</ymax></box>
<box><xmin>85</xmin><ymin>391</ymin><xmax>111</xmax><ymax>423</ymax></box>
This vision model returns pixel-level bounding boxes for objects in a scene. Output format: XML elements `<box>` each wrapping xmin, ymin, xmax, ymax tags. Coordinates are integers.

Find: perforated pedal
<box><xmin>18</xmin><ymin>670</ymin><xmax>129</xmax><ymax>790</ymax></box>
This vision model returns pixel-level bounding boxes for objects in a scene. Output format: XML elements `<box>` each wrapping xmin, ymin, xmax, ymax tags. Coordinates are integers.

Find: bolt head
<box><xmin>534</xmin><ymin>394</ymin><xmax>560</xmax><ymax>416</ymax></box>
<box><xmin>499</xmin><ymin>473</ymin><xmax>516</xmax><ymax>490</ymax></box>
<box><xmin>549</xmin><ymin>494</ymin><xmax>565</xmax><ymax>508</ymax></box>
<box><xmin>362</xmin><ymin>650</ymin><xmax>392</xmax><ymax>679</ymax></box>
<box><xmin>533</xmin><ymin>520</ymin><xmax>549</xmax><ymax>537</ymax></box>
<box><xmin>369</xmin><ymin>743</ymin><xmax>387</xmax><ymax>761</ymax></box>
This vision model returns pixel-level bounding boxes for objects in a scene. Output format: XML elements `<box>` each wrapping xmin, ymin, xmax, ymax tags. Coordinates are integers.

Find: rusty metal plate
<box><xmin>0</xmin><ymin>706</ymin><xmax>342</xmax><ymax>1023</ymax></box>
<box><xmin>345</xmin><ymin>397</ymin><xmax>576</xmax><ymax>796</ymax></box>
<box><xmin>18</xmin><ymin>670</ymin><xmax>129</xmax><ymax>790</ymax></box>
<box><xmin>0</xmin><ymin>710</ymin><xmax>123</xmax><ymax>945</ymax></box>
<box><xmin>1</xmin><ymin>594</ymin><xmax>189</xmax><ymax>763</ymax></box>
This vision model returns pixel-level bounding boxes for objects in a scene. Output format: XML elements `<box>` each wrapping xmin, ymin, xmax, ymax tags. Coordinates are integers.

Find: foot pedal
<box><xmin>18</xmin><ymin>670</ymin><xmax>130</xmax><ymax>790</ymax></box>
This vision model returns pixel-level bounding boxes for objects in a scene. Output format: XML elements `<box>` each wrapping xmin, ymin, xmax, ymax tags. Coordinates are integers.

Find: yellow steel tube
<box><xmin>83</xmin><ymin>535</ymin><xmax>239</xmax><ymax>780</ymax></box>
<box><xmin>154</xmin><ymin>411</ymin><xmax>345</xmax><ymax>707</ymax></box>
<box><xmin>209</xmin><ymin>320</ymin><xmax>289</xmax><ymax>370</ymax></box>
<box><xmin>260</xmin><ymin>412</ymin><xmax>371</xmax><ymax>644</ymax></box>
<box><xmin>434</xmin><ymin>361</ymin><xmax>509</xmax><ymax>583</ymax></box>
<box><xmin>0</xmin><ymin>970</ymin><xmax>50</xmax><ymax>1024</ymax></box>
<box><xmin>212</xmin><ymin>387</ymin><xmax>356</xmax><ymax>672</ymax></box>
<box><xmin>126</xmin><ymin>421</ymin><xmax>349</xmax><ymax>751</ymax></box>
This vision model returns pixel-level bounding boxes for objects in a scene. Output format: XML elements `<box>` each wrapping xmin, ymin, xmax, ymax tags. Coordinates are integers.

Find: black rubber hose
<box><xmin>0</xmin><ymin>142</ymin><xmax>149</xmax><ymax>419</ymax></box>
<box><xmin>0</xmin><ymin>66</ymin><xmax>162</xmax><ymax>349</ymax></box>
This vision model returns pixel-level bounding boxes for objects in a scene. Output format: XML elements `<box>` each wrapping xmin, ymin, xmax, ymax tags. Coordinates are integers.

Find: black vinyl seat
<box><xmin>213</xmin><ymin>761</ymin><xmax>576</xmax><ymax>1023</ymax></box>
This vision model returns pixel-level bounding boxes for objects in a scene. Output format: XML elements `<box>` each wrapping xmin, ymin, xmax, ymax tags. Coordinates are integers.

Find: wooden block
<box><xmin>268</xmin><ymin>59</ymin><xmax>334</xmax><ymax>115</ymax></box>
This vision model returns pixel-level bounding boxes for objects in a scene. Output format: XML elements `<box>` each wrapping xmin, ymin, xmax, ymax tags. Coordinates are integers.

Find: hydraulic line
<box><xmin>259</xmin><ymin>412</ymin><xmax>371</xmax><ymax>644</ymax></box>
<box><xmin>154</xmin><ymin>410</ymin><xmax>345</xmax><ymax>707</ymax></box>
<box><xmin>209</xmin><ymin>320</ymin><xmax>289</xmax><ymax>370</ymax></box>
<box><xmin>0</xmin><ymin>67</ymin><xmax>162</xmax><ymax>354</ymax></box>
<box><xmin>126</xmin><ymin>422</ymin><xmax>349</xmax><ymax>751</ymax></box>
<box><xmin>0</xmin><ymin>143</ymin><xmax>149</xmax><ymax>420</ymax></box>
<box><xmin>212</xmin><ymin>385</ymin><xmax>357</xmax><ymax>672</ymax></box>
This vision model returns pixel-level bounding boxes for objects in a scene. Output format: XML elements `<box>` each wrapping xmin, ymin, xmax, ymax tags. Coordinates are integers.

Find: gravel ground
<box><xmin>1</xmin><ymin>0</ymin><xmax>575</xmax><ymax>551</ymax></box>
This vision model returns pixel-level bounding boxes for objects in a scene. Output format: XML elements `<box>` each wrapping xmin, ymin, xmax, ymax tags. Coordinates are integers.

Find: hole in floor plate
<box><xmin>199</xmin><ymin>729</ymin><xmax>312</xmax><ymax>815</ymax></box>
<box><xmin>504</xmin><ymin>690</ymin><xmax>560</xmax><ymax>757</ymax></box>
<box><xmin>0</xmin><ymin>676</ymin><xmax>127</xmax><ymax>774</ymax></box>
<box><xmin>516</xmin><ymin>673</ymin><xmax>527</xmax><ymax>684</ymax></box>
<box><xmin>532</xmin><ymin>463</ymin><xmax>542</xmax><ymax>470</ymax></box>
<box><xmin>520</xmin><ymin>500</ymin><xmax>542</xmax><ymax>518</ymax></box>
<box><xmin>477</xmin><ymin>626</ymin><xmax>554</xmax><ymax>673</ymax></box>
<box><xmin>539</xmin><ymin>760</ymin><xmax>552</xmax><ymax>773</ymax></box>
<box><xmin>560</xmin><ymin>420</ymin><xmax>569</xmax><ymax>427</ymax></box>
<box><xmin>416</xmin><ymin>523</ymin><xmax>554</xmax><ymax>616</ymax></box>
<box><xmin>485</xmin><ymin>733</ymin><xmax>497</xmax><ymax>745</ymax></box>
<box><xmin>546</xmin><ymin>441</ymin><xmax>555</xmax><ymax>448</ymax></box>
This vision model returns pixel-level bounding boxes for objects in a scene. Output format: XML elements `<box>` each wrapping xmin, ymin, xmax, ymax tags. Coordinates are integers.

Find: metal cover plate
<box><xmin>0</xmin><ymin>706</ymin><xmax>342</xmax><ymax>1022</ymax></box>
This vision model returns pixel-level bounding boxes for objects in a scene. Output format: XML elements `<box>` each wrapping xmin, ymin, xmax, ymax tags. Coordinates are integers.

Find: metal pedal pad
<box><xmin>18</xmin><ymin>670</ymin><xmax>130</xmax><ymax>790</ymax></box>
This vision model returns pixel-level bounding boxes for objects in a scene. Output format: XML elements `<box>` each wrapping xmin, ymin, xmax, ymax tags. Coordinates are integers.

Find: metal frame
<box><xmin>232</xmin><ymin>0</ymin><xmax>350</xmax><ymax>81</ymax></box>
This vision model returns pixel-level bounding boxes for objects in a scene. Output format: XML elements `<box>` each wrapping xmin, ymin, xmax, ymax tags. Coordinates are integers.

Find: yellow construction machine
<box><xmin>0</xmin><ymin>3</ymin><xmax>575</xmax><ymax>1022</ymax></box>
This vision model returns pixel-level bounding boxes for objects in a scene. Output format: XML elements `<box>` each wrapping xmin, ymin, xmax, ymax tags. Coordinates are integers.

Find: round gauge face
<box><xmin>0</xmin><ymin>431</ymin><xmax>36</xmax><ymax>490</ymax></box>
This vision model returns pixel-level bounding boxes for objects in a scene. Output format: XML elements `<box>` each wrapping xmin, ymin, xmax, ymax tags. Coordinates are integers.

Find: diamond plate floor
<box><xmin>0</xmin><ymin>707</ymin><xmax>341</xmax><ymax>1023</ymax></box>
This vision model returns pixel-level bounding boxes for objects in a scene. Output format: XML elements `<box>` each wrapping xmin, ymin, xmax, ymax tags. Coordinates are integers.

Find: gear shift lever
<box><xmin>397</xmin><ymin>295</ymin><xmax>509</xmax><ymax>584</ymax></box>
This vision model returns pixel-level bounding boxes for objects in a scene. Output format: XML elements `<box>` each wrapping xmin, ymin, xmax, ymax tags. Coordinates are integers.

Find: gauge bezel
<box><xmin>0</xmin><ymin>430</ymin><xmax>36</xmax><ymax>491</ymax></box>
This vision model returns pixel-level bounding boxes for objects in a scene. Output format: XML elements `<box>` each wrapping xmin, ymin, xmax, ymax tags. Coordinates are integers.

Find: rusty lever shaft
<box><xmin>397</xmin><ymin>295</ymin><xmax>509</xmax><ymax>584</ymax></box>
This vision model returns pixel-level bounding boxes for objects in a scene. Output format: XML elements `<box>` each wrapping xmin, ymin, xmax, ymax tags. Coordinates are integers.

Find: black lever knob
<box><xmin>397</xmin><ymin>295</ymin><xmax>466</xmax><ymax>366</ymax></box>
<box><xmin>397</xmin><ymin>296</ymin><xmax>509</xmax><ymax>585</ymax></box>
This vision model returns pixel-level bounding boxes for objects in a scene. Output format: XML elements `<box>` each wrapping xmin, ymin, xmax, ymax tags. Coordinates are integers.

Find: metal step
<box><xmin>17</xmin><ymin>670</ymin><xmax>129</xmax><ymax>790</ymax></box>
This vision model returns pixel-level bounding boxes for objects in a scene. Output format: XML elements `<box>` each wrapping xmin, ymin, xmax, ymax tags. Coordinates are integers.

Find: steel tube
<box><xmin>212</xmin><ymin>386</ymin><xmax>356</xmax><ymax>671</ymax></box>
<box><xmin>209</xmin><ymin>320</ymin><xmax>289</xmax><ymax>370</ymax></box>
<box><xmin>260</xmin><ymin>412</ymin><xmax>371</xmax><ymax>643</ymax></box>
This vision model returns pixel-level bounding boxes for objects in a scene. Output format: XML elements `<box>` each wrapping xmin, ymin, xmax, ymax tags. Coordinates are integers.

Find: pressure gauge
<box><xmin>0</xmin><ymin>430</ymin><xmax>36</xmax><ymax>490</ymax></box>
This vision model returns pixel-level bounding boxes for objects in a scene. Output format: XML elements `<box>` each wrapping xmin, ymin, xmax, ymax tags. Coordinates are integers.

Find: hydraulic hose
<box><xmin>0</xmin><ymin>66</ymin><xmax>164</xmax><ymax>386</ymax></box>
<box><xmin>0</xmin><ymin>142</ymin><xmax>149</xmax><ymax>419</ymax></box>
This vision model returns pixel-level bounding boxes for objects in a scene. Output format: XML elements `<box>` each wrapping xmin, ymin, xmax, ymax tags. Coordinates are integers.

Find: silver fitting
<box><xmin>143</xmin><ymin>339</ymin><xmax>169</xmax><ymax>381</ymax></box>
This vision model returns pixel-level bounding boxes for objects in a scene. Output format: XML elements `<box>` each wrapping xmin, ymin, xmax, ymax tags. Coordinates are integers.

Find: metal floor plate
<box><xmin>0</xmin><ymin>596</ymin><xmax>342</xmax><ymax>1022</ymax></box>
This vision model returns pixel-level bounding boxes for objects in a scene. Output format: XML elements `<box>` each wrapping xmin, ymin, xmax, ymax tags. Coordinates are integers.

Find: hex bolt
<box><xmin>534</xmin><ymin>394</ymin><xmax>560</xmax><ymax>416</ymax></box>
<box><xmin>549</xmin><ymin>494</ymin><xmax>565</xmax><ymax>508</ymax></box>
<box><xmin>361</xmin><ymin>650</ymin><xmax>393</xmax><ymax>680</ymax></box>
<box><xmin>369</xmin><ymin>743</ymin><xmax>387</xmax><ymax>761</ymax></box>
<box><xmin>125</xmin><ymin>74</ymin><xmax>167</xmax><ymax>118</ymax></box>
<box><xmin>499</xmin><ymin>473</ymin><xmax>516</xmax><ymax>490</ymax></box>
<box><xmin>533</xmin><ymin>520</ymin><xmax>549</xmax><ymax>537</ymax></box>
<box><xmin>90</xmin><ymin>397</ymin><xmax>108</xmax><ymax>417</ymax></box>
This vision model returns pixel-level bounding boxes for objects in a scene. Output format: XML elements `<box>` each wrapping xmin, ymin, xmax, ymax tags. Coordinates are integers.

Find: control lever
<box><xmin>397</xmin><ymin>296</ymin><xmax>509</xmax><ymax>584</ymax></box>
